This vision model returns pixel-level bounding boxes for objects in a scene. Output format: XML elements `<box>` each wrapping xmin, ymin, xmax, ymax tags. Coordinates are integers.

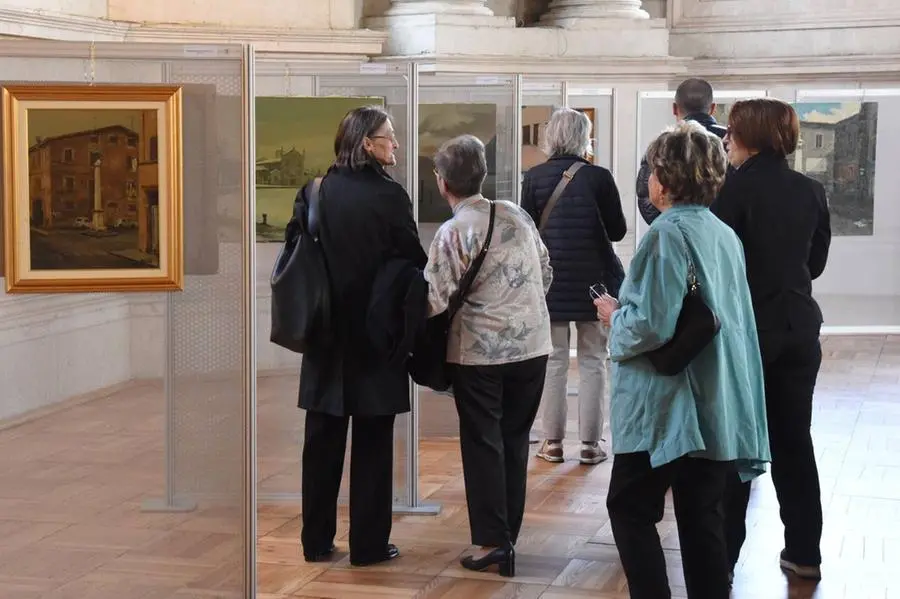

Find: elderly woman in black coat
<box><xmin>298</xmin><ymin>106</ymin><xmax>426</xmax><ymax>567</ymax></box>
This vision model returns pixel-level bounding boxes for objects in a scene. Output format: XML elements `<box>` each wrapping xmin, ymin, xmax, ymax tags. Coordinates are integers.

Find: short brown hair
<box><xmin>646</xmin><ymin>120</ymin><xmax>727</xmax><ymax>207</ymax></box>
<box><xmin>727</xmin><ymin>98</ymin><xmax>799</xmax><ymax>156</ymax></box>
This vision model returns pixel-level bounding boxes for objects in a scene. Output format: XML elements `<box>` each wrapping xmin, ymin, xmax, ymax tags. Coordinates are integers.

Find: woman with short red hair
<box><xmin>713</xmin><ymin>98</ymin><xmax>831</xmax><ymax>583</ymax></box>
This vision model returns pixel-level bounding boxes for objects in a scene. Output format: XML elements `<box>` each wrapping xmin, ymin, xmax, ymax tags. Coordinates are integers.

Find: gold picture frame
<box><xmin>2</xmin><ymin>84</ymin><xmax>183</xmax><ymax>293</ymax></box>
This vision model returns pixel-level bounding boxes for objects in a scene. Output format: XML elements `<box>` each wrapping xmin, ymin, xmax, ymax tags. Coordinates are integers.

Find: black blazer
<box><xmin>367</xmin><ymin>258</ymin><xmax>428</xmax><ymax>369</ymax></box>
<box><xmin>298</xmin><ymin>163</ymin><xmax>427</xmax><ymax>417</ymax></box>
<box><xmin>521</xmin><ymin>155</ymin><xmax>627</xmax><ymax>321</ymax></box>
<box><xmin>710</xmin><ymin>152</ymin><xmax>831</xmax><ymax>332</ymax></box>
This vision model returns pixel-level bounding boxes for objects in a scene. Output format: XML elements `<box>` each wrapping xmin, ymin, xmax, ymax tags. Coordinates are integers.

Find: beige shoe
<box><xmin>579</xmin><ymin>442</ymin><xmax>608</xmax><ymax>465</ymax></box>
<box><xmin>537</xmin><ymin>440</ymin><xmax>564</xmax><ymax>463</ymax></box>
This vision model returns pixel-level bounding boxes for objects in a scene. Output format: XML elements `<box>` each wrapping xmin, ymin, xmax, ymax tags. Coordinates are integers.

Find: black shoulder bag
<box><xmin>410</xmin><ymin>201</ymin><xmax>497</xmax><ymax>392</ymax></box>
<box><xmin>644</xmin><ymin>225</ymin><xmax>721</xmax><ymax>376</ymax></box>
<box><xmin>269</xmin><ymin>177</ymin><xmax>332</xmax><ymax>354</ymax></box>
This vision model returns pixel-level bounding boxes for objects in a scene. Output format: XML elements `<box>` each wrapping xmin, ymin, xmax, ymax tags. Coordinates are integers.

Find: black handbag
<box><xmin>410</xmin><ymin>201</ymin><xmax>496</xmax><ymax>392</ymax></box>
<box><xmin>644</xmin><ymin>226</ymin><xmax>721</xmax><ymax>376</ymax></box>
<box><xmin>269</xmin><ymin>177</ymin><xmax>332</xmax><ymax>354</ymax></box>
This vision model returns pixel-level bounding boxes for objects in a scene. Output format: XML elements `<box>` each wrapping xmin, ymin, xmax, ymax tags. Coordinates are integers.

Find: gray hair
<box><xmin>542</xmin><ymin>107</ymin><xmax>592</xmax><ymax>157</ymax></box>
<box><xmin>645</xmin><ymin>120</ymin><xmax>727</xmax><ymax>207</ymax></box>
<box><xmin>433</xmin><ymin>134</ymin><xmax>487</xmax><ymax>198</ymax></box>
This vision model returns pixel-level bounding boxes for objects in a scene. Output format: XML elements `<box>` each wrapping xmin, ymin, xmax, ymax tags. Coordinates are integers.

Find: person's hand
<box><xmin>593</xmin><ymin>294</ymin><xmax>619</xmax><ymax>327</ymax></box>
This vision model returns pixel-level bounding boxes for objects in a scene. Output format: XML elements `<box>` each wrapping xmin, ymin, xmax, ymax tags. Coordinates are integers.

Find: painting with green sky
<box><xmin>255</xmin><ymin>97</ymin><xmax>384</xmax><ymax>241</ymax></box>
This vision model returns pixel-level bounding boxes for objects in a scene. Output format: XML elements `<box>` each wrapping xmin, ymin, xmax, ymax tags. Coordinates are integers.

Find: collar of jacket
<box><xmin>684</xmin><ymin>113</ymin><xmax>727</xmax><ymax>138</ymax></box>
<box><xmin>452</xmin><ymin>194</ymin><xmax>487</xmax><ymax>215</ymax></box>
<box><xmin>738</xmin><ymin>150</ymin><xmax>789</xmax><ymax>172</ymax></box>
<box><xmin>548</xmin><ymin>154</ymin><xmax>591</xmax><ymax>165</ymax></box>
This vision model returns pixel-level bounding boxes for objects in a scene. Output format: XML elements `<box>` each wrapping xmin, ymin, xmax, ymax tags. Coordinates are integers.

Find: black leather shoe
<box><xmin>460</xmin><ymin>545</ymin><xmax>515</xmax><ymax>578</ymax></box>
<box><xmin>350</xmin><ymin>544</ymin><xmax>400</xmax><ymax>567</ymax></box>
<box><xmin>303</xmin><ymin>543</ymin><xmax>336</xmax><ymax>563</ymax></box>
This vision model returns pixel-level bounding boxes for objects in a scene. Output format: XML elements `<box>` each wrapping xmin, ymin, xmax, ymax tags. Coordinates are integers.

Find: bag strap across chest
<box><xmin>539</xmin><ymin>162</ymin><xmax>586</xmax><ymax>232</ymax></box>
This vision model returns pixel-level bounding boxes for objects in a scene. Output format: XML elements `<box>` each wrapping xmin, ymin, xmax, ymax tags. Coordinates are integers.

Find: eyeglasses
<box><xmin>369</xmin><ymin>134</ymin><xmax>397</xmax><ymax>142</ymax></box>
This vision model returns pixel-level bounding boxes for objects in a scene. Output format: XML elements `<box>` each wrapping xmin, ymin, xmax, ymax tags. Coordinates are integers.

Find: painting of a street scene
<box><xmin>419</xmin><ymin>103</ymin><xmax>497</xmax><ymax>223</ymax></box>
<box><xmin>790</xmin><ymin>103</ymin><xmax>877</xmax><ymax>236</ymax></box>
<box><xmin>255</xmin><ymin>97</ymin><xmax>384</xmax><ymax>242</ymax></box>
<box><xmin>26</xmin><ymin>109</ymin><xmax>160</xmax><ymax>270</ymax></box>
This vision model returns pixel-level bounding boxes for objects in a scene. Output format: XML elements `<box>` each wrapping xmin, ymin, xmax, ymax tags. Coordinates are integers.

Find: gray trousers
<box><xmin>537</xmin><ymin>321</ymin><xmax>608</xmax><ymax>442</ymax></box>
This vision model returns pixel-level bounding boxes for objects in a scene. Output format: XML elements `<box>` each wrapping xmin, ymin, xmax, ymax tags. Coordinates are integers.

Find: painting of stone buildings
<box><xmin>418</xmin><ymin>104</ymin><xmax>497</xmax><ymax>223</ymax></box>
<box><xmin>255</xmin><ymin>97</ymin><xmax>383</xmax><ymax>241</ymax></box>
<box><xmin>26</xmin><ymin>109</ymin><xmax>160</xmax><ymax>270</ymax></box>
<box><xmin>790</xmin><ymin>103</ymin><xmax>877</xmax><ymax>236</ymax></box>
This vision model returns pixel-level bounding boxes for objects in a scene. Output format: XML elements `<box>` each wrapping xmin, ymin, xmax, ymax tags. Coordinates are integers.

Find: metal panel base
<box><xmin>392</xmin><ymin>503</ymin><xmax>442</xmax><ymax>516</ymax></box>
<box><xmin>141</xmin><ymin>497</ymin><xmax>198</xmax><ymax>513</ymax></box>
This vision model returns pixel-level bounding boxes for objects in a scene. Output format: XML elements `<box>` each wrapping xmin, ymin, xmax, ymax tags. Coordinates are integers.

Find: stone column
<box><xmin>384</xmin><ymin>0</ymin><xmax>494</xmax><ymax>16</ymax></box>
<box><xmin>541</xmin><ymin>0</ymin><xmax>649</xmax><ymax>27</ymax></box>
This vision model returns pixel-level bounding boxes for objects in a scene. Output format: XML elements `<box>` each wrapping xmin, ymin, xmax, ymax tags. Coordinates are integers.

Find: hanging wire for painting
<box><xmin>283</xmin><ymin>64</ymin><xmax>293</xmax><ymax>97</ymax></box>
<box><xmin>84</xmin><ymin>41</ymin><xmax>96</xmax><ymax>86</ymax></box>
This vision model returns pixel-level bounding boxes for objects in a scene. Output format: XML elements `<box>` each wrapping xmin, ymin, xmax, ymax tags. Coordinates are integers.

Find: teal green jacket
<box><xmin>609</xmin><ymin>205</ymin><xmax>770</xmax><ymax>481</ymax></box>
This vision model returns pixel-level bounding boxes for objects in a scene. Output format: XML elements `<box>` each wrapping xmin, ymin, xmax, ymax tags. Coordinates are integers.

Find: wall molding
<box><xmin>0</xmin><ymin>7</ymin><xmax>387</xmax><ymax>55</ymax></box>
<box><xmin>375</xmin><ymin>54</ymin><xmax>692</xmax><ymax>78</ymax></box>
<box><xmin>669</xmin><ymin>0</ymin><xmax>900</xmax><ymax>32</ymax></box>
<box><xmin>688</xmin><ymin>54</ymin><xmax>900</xmax><ymax>83</ymax></box>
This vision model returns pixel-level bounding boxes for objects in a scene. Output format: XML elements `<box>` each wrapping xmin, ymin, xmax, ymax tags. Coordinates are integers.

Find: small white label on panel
<box><xmin>360</xmin><ymin>63</ymin><xmax>388</xmax><ymax>74</ymax></box>
<box><xmin>183</xmin><ymin>45</ymin><xmax>221</xmax><ymax>57</ymax></box>
<box><xmin>476</xmin><ymin>76</ymin><xmax>503</xmax><ymax>85</ymax></box>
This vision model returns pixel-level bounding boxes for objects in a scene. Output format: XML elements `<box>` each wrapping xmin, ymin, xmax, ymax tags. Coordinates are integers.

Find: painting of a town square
<box><xmin>790</xmin><ymin>102</ymin><xmax>877</xmax><ymax>236</ymax></box>
<box><xmin>255</xmin><ymin>97</ymin><xmax>384</xmax><ymax>241</ymax></box>
<box><xmin>2</xmin><ymin>85</ymin><xmax>183</xmax><ymax>293</ymax></box>
<box><xmin>418</xmin><ymin>103</ymin><xmax>497</xmax><ymax>223</ymax></box>
<box><xmin>21</xmin><ymin>109</ymin><xmax>161</xmax><ymax>270</ymax></box>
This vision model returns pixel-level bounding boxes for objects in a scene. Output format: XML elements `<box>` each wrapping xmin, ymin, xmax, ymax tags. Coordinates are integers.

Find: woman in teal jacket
<box><xmin>593</xmin><ymin>121</ymin><xmax>770</xmax><ymax>599</ymax></box>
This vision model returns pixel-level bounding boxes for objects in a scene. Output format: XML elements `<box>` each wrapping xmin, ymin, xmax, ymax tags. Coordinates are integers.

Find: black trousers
<box><xmin>451</xmin><ymin>355</ymin><xmax>548</xmax><ymax>547</ymax></box>
<box><xmin>724</xmin><ymin>329</ymin><xmax>823</xmax><ymax>569</ymax></box>
<box><xmin>607</xmin><ymin>452</ymin><xmax>732</xmax><ymax>599</ymax></box>
<box><xmin>300</xmin><ymin>411</ymin><xmax>395</xmax><ymax>563</ymax></box>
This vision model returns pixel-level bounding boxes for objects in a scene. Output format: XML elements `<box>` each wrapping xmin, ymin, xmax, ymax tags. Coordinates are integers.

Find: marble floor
<box><xmin>0</xmin><ymin>335</ymin><xmax>898</xmax><ymax>598</ymax></box>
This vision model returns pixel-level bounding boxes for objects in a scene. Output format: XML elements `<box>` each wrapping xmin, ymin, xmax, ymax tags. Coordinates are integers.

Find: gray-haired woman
<box><xmin>521</xmin><ymin>107</ymin><xmax>627</xmax><ymax>465</ymax></box>
<box><xmin>593</xmin><ymin>121</ymin><xmax>769</xmax><ymax>599</ymax></box>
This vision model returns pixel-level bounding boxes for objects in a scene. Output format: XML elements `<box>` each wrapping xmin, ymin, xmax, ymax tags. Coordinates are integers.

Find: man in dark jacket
<box><xmin>636</xmin><ymin>78</ymin><xmax>729</xmax><ymax>225</ymax></box>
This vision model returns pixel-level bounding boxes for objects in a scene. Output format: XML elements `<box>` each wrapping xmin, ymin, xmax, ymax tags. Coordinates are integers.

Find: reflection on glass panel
<box><xmin>0</xmin><ymin>42</ymin><xmax>248</xmax><ymax>598</ymax></box>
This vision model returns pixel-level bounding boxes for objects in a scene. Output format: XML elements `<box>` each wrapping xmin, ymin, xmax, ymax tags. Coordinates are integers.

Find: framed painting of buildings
<box><xmin>418</xmin><ymin>103</ymin><xmax>497</xmax><ymax>223</ymax></box>
<box><xmin>789</xmin><ymin>103</ymin><xmax>877</xmax><ymax>236</ymax></box>
<box><xmin>1</xmin><ymin>84</ymin><xmax>183</xmax><ymax>293</ymax></box>
<box><xmin>521</xmin><ymin>106</ymin><xmax>596</xmax><ymax>172</ymax></box>
<box><xmin>255</xmin><ymin>96</ymin><xmax>384</xmax><ymax>242</ymax></box>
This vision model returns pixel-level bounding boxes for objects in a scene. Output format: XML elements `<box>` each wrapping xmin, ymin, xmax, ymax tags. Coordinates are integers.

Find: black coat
<box><xmin>298</xmin><ymin>163</ymin><xmax>427</xmax><ymax>417</ymax></box>
<box><xmin>367</xmin><ymin>258</ymin><xmax>428</xmax><ymax>369</ymax></box>
<box><xmin>710</xmin><ymin>151</ymin><xmax>831</xmax><ymax>332</ymax></box>
<box><xmin>521</xmin><ymin>155</ymin><xmax>627</xmax><ymax>322</ymax></box>
<box><xmin>637</xmin><ymin>112</ymin><xmax>729</xmax><ymax>225</ymax></box>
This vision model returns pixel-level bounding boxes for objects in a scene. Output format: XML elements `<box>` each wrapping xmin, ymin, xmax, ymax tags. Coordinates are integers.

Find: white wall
<box><xmin>0</xmin><ymin>291</ymin><xmax>133</xmax><ymax>421</ymax></box>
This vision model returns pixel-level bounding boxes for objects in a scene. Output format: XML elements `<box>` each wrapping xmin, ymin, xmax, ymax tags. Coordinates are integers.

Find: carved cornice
<box><xmin>0</xmin><ymin>8</ymin><xmax>387</xmax><ymax>55</ymax></box>
<box><xmin>669</xmin><ymin>0</ymin><xmax>900</xmax><ymax>32</ymax></box>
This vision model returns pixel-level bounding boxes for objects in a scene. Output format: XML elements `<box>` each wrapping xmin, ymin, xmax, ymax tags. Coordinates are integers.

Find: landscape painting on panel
<box><xmin>522</xmin><ymin>106</ymin><xmax>596</xmax><ymax>172</ymax></box>
<box><xmin>255</xmin><ymin>97</ymin><xmax>384</xmax><ymax>242</ymax></box>
<box><xmin>790</xmin><ymin>103</ymin><xmax>877</xmax><ymax>236</ymax></box>
<box><xmin>419</xmin><ymin>103</ymin><xmax>497</xmax><ymax>223</ymax></box>
<box><xmin>25</xmin><ymin>110</ymin><xmax>161</xmax><ymax>271</ymax></box>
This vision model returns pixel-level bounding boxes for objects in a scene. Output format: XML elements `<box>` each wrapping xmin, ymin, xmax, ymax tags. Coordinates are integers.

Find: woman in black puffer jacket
<box><xmin>521</xmin><ymin>107</ymin><xmax>627</xmax><ymax>466</ymax></box>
